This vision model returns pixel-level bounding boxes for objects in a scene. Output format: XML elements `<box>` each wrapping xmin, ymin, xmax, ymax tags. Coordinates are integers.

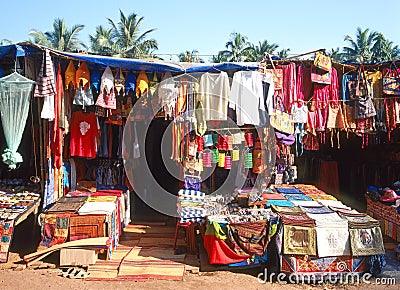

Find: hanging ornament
<box><xmin>227</xmin><ymin>135</ymin><xmax>233</xmax><ymax>150</ymax></box>
<box><xmin>211</xmin><ymin>148</ymin><xmax>219</xmax><ymax>163</ymax></box>
<box><xmin>203</xmin><ymin>134</ymin><xmax>213</xmax><ymax>147</ymax></box>
<box><xmin>218</xmin><ymin>152</ymin><xmax>226</xmax><ymax>167</ymax></box>
<box><xmin>233</xmin><ymin>132</ymin><xmax>244</xmax><ymax>144</ymax></box>
<box><xmin>232</xmin><ymin>147</ymin><xmax>240</xmax><ymax>161</ymax></box>
<box><xmin>203</xmin><ymin>149</ymin><xmax>212</xmax><ymax>167</ymax></box>
<box><xmin>245</xmin><ymin>132</ymin><xmax>254</xmax><ymax>147</ymax></box>
<box><xmin>224</xmin><ymin>154</ymin><xmax>232</xmax><ymax>170</ymax></box>
<box><xmin>196</xmin><ymin>135</ymin><xmax>204</xmax><ymax>152</ymax></box>
<box><xmin>244</xmin><ymin>148</ymin><xmax>253</xmax><ymax>169</ymax></box>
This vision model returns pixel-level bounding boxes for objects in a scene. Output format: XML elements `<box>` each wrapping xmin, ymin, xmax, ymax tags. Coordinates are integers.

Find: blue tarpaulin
<box><xmin>0</xmin><ymin>42</ymin><xmax>260</xmax><ymax>73</ymax></box>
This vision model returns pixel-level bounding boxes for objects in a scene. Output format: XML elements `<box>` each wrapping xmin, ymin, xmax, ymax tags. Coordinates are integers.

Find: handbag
<box><xmin>326</xmin><ymin>102</ymin><xmax>345</xmax><ymax>129</ymax></box>
<box><xmin>382</xmin><ymin>66</ymin><xmax>400</xmax><ymax>95</ymax></box>
<box><xmin>342</xmin><ymin>104</ymin><xmax>357</xmax><ymax>129</ymax></box>
<box><xmin>353</xmin><ymin>66</ymin><xmax>376</xmax><ymax>119</ymax></box>
<box><xmin>270</xmin><ymin>95</ymin><xmax>294</xmax><ymax>134</ymax></box>
<box><xmin>314</xmin><ymin>52</ymin><xmax>332</xmax><ymax>72</ymax></box>
<box><xmin>264</xmin><ymin>68</ymin><xmax>283</xmax><ymax>90</ymax></box>
<box><xmin>311</xmin><ymin>66</ymin><xmax>331</xmax><ymax>84</ymax></box>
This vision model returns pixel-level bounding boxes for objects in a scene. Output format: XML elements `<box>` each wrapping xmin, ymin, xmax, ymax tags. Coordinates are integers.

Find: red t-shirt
<box><xmin>70</xmin><ymin>111</ymin><xmax>99</xmax><ymax>158</ymax></box>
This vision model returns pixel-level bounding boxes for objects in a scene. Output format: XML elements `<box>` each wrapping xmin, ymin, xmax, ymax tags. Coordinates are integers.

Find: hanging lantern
<box><xmin>224</xmin><ymin>155</ymin><xmax>232</xmax><ymax>169</ymax></box>
<box><xmin>212</xmin><ymin>133</ymin><xmax>219</xmax><ymax>144</ymax></box>
<box><xmin>203</xmin><ymin>134</ymin><xmax>213</xmax><ymax>147</ymax></box>
<box><xmin>227</xmin><ymin>135</ymin><xmax>233</xmax><ymax>150</ymax></box>
<box><xmin>188</xmin><ymin>141</ymin><xmax>197</xmax><ymax>157</ymax></box>
<box><xmin>218</xmin><ymin>152</ymin><xmax>226</xmax><ymax>167</ymax></box>
<box><xmin>196</xmin><ymin>135</ymin><xmax>204</xmax><ymax>152</ymax></box>
<box><xmin>232</xmin><ymin>148</ymin><xmax>240</xmax><ymax>161</ymax></box>
<box><xmin>233</xmin><ymin>132</ymin><xmax>244</xmax><ymax>144</ymax></box>
<box><xmin>211</xmin><ymin>149</ymin><xmax>219</xmax><ymax>163</ymax></box>
<box><xmin>244</xmin><ymin>149</ymin><xmax>253</xmax><ymax>169</ymax></box>
<box><xmin>203</xmin><ymin>149</ymin><xmax>212</xmax><ymax>167</ymax></box>
<box><xmin>196</xmin><ymin>158</ymin><xmax>203</xmax><ymax>172</ymax></box>
<box><xmin>245</xmin><ymin>132</ymin><xmax>254</xmax><ymax>147</ymax></box>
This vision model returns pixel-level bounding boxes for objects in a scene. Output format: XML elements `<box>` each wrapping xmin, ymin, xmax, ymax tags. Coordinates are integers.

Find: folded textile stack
<box><xmin>275</xmin><ymin>187</ymin><xmax>303</xmax><ymax>194</ymax></box>
<box><xmin>290</xmin><ymin>200</ymin><xmax>321</xmax><ymax>207</ymax></box>
<box><xmin>316</xmin><ymin>199</ymin><xmax>351</xmax><ymax>209</ymax></box>
<box><xmin>177</xmin><ymin>189</ymin><xmax>206</xmax><ymax>223</ymax></box>
<box><xmin>300</xmin><ymin>205</ymin><xmax>333</xmax><ymax>214</ymax></box>
<box><xmin>78</xmin><ymin>202</ymin><xmax>116</xmax><ymax>215</ymax></box>
<box><xmin>305</xmin><ymin>193</ymin><xmax>337</xmax><ymax>201</ymax></box>
<box><xmin>283</xmin><ymin>193</ymin><xmax>313</xmax><ymax>202</ymax></box>
<box><xmin>339</xmin><ymin>213</ymin><xmax>385</xmax><ymax>256</ymax></box>
<box><xmin>271</xmin><ymin>205</ymin><xmax>303</xmax><ymax>214</ymax></box>
<box><xmin>306</xmin><ymin>212</ymin><xmax>351</xmax><ymax>257</ymax></box>
<box><xmin>266</xmin><ymin>199</ymin><xmax>294</xmax><ymax>207</ymax></box>
<box><xmin>280</xmin><ymin>213</ymin><xmax>316</xmax><ymax>227</ymax></box>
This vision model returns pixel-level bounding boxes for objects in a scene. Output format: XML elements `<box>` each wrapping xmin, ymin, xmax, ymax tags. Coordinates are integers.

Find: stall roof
<box><xmin>0</xmin><ymin>42</ymin><xmax>260</xmax><ymax>73</ymax></box>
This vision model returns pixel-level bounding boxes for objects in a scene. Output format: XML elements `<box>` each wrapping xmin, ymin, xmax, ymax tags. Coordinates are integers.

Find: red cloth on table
<box><xmin>203</xmin><ymin>234</ymin><xmax>250</xmax><ymax>265</ymax></box>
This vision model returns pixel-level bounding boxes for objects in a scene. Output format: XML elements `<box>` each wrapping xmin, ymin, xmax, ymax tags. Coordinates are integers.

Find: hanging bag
<box><xmin>326</xmin><ymin>101</ymin><xmax>345</xmax><ymax>129</ymax></box>
<box><xmin>382</xmin><ymin>64</ymin><xmax>400</xmax><ymax>95</ymax></box>
<box><xmin>352</xmin><ymin>65</ymin><xmax>376</xmax><ymax>119</ymax></box>
<box><xmin>314</xmin><ymin>51</ymin><xmax>332</xmax><ymax>72</ymax></box>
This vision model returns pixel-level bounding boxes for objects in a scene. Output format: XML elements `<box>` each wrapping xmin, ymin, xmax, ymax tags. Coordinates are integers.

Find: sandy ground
<box><xmin>0</xmin><ymin>267</ymin><xmax>399</xmax><ymax>290</ymax></box>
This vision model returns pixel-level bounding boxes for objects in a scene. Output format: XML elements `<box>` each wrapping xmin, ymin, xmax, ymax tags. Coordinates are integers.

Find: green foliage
<box><xmin>29</xmin><ymin>18</ymin><xmax>86</xmax><ymax>52</ymax></box>
<box><xmin>90</xmin><ymin>10</ymin><xmax>158</xmax><ymax>59</ymax></box>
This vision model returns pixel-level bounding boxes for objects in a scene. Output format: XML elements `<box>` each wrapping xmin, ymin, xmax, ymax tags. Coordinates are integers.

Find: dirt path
<box><xmin>1</xmin><ymin>267</ymin><xmax>398</xmax><ymax>290</ymax></box>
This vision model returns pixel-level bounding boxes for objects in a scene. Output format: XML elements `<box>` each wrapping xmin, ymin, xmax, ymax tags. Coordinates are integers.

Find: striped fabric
<box><xmin>179</xmin><ymin>217</ymin><xmax>204</xmax><ymax>223</ymax></box>
<box><xmin>178</xmin><ymin>189</ymin><xmax>205</xmax><ymax>199</ymax></box>
<box><xmin>34</xmin><ymin>49</ymin><xmax>56</xmax><ymax>98</ymax></box>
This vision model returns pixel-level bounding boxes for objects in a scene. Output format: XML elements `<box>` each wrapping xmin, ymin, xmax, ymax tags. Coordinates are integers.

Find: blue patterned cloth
<box><xmin>266</xmin><ymin>200</ymin><xmax>295</xmax><ymax>207</ymax></box>
<box><xmin>276</xmin><ymin>188</ymin><xmax>303</xmax><ymax>194</ymax></box>
<box><xmin>283</xmin><ymin>193</ymin><xmax>313</xmax><ymax>201</ymax></box>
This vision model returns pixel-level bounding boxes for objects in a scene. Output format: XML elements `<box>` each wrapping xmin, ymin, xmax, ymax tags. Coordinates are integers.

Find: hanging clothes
<box><xmin>35</xmin><ymin>49</ymin><xmax>56</xmax><ymax>120</ymax></box>
<box><xmin>296</xmin><ymin>65</ymin><xmax>312</xmax><ymax>102</ymax></box>
<box><xmin>96</xmin><ymin>66</ymin><xmax>116</xmax><ymax>110</ymax></box>
<box><xmin>70</xmin><ymin>111</ymin><xmax>99</xmax><ymax>158</ymax></box>
<box><xmin>261</xmin><ymin>71</ymin><xmax>275</xmax><ymax>116</ymax></box>
<box><xmin>230</xmin><ymin>70</ymin><xmax>264</xmax><ymax>126</ymax></box>
<box><xmin>198</xmin><ymin>72</ymin><xmax>230</xmax><ymax>120</ymax></box>
<box><xmin>51</xmin><ymin>64</ymin><xmax>64</xmax><ymax>169</ymax></box>
<box><xmin>75</xmin><ymin>61</ymin><xmax>90</xmax><ymax>89</ymax></box>
<box><xmin>277</xmin><ymin>62</ymin><xmax>297</xmax><ymax>112</ymax></box>
<box><xmin>64</xmin><ymin>60</ymin><xmax>76</xmax><ymax>90</ymax></box>
<box><xmin>158</xmin><ymin>72</ymin><xmax>178</xmax><ymax>119</ymax></box>
<box><xmin>136</xmin><ymin>70</ymin><xmax>149</xmax><ymax>98</ymax></box>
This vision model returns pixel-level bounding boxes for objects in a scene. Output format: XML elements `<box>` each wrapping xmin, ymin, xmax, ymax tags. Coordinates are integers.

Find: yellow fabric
<box><xmin>87</xmin><ymin>196</ymin><xmax>117</xmax><ymax>203</ymax></box>
<box><xmin>136</xmin><ymin>70</ymin><xmax>149</xmax><ymax>97</ymax></box>
<box><xmin>65</xmin><ymin>60</ymin><xmax>76</xmax><ymax>89</ymax></box>
<box><xmin>149</xmin><ymin>71</ymin><xmax>158</xmax><ymax>95</ymax></box>
<box><xmin>75</xmin><ymin>61</ymin><xmax>90</xmax><ymax>89</ymax></box>
<box><xmin>114</xmin><ymin>68</ymin><xmax>125</xmax><ymax>94</ymax></box>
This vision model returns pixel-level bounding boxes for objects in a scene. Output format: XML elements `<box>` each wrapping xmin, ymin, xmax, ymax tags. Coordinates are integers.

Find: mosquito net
<box><xmin>0</xmin><ymin>72</ymin><xmax>35</xmax><ymax>169</ymax></box>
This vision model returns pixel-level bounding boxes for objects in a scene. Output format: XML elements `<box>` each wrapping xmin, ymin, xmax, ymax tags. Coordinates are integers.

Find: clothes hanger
<box><xmin>172</xmin><ymin>69</ymin><xmax>198</xmax><ymax>83</ymax></box>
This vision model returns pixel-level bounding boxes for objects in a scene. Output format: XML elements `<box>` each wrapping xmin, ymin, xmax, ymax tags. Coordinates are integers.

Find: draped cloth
<box><xmin>0</xmin><ymin>72</ymin><xmax>35</xmax><ymax>169</ymax></box>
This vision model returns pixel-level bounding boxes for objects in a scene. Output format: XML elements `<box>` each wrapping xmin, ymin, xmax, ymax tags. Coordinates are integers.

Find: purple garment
<box><xmin>184</xmin><ymin>176</ymin><xmax>201</xmax><ymax>191</ymax></box>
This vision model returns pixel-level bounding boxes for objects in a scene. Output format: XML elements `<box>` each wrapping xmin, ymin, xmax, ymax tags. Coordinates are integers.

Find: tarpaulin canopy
<box><xmin>0</xmin><ymin>43</ymin><xmax>260</xmax><ymax>73</ymax></box>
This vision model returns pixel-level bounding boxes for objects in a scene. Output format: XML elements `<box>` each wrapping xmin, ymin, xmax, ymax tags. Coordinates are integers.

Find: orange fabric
<box><xmin>75</xmin><ymin>61</ymin><xmax>90</xmax><ymax>89</ymax></box>
<box><xmin>65</xmin><ymin>60</ymin><xmax>76</xmax><ymax>89</ymax></box>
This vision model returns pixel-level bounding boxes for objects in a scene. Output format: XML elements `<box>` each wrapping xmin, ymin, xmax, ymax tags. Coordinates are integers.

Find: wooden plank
<box><xmin>23</xmin><ymin>237</ymin><xmax>109</xmax><ymax>263</ymax></box>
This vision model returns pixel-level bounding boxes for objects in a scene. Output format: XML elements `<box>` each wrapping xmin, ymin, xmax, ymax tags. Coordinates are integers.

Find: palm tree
<box><xmin>372</xmin><ymin>33</ymin><xmax>400</xmax><ymax>63</ymax></box>
<box><xmin>0</xmin><ymin>39</ymin><xmax>12</xmax><ymax>45</ymax></box>
<box><xmin>99</xmin><ymin>9</ymin><xmax>158</xmax><ymax>58</ymax></box>
<box><xmin>177</xmin><ymin>50</ymin><xmax>203</xmax><ymax>62</ymax></box>
<box><xmin>210</xmin><ymin>51</ymin><xmax>229</xmax><ymax>63</ymax></box>
<box><xmin>222</xmin><ymin>32</ymin><xmax>251</xmax><ymax>62</ymax></box>
<box><xmin>89</xmin><ymin>25</ymin><xmax>116</xmax><ymax>55</ymax></box>
<box><xmin>343</xmin><ymin>27</ymin><xmax>378</xmax><ymax>63</ymax></box>
<box><xmin>29</xmin><ymin>18</ymin><xmax>86</xmax><ymax>51</ymax></box>
<box><xmin>245</xmin><ymin>39</ymin><xmax>279</xmax><ymax>61</ymax></box>
<box><xmin>327</xmin><ymin>47</ymin><xmax>345</xmax><ymax>63</ymax></box>
<box><xmin>277</xmin><ymin>48</ymin><xmax>291</xmax><ymax>59</ymax></box>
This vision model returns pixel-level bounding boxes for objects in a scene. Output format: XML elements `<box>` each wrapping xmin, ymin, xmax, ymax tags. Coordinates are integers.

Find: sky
<box><xmin>1</xmin><ymin>0</ymin><xmax>399</xmax><ymax>61</ymax></box>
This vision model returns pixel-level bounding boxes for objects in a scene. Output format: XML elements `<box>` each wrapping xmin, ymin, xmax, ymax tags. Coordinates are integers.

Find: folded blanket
<box><xmin>78</xmin><ymin>202</ymin><xmax>116</xmax><ymax>215</ymax></box>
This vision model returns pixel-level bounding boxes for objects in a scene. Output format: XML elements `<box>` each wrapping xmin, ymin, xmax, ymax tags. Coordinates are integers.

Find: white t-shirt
<box><xmin>229</xmin><ymin>71</ymin><xmax>264</xmax><ymax>126</ymax></box>
<box><xmin>198</xmin><ymin>72</ymin><xmax>230</xmax><ymax>120</ymax></box>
